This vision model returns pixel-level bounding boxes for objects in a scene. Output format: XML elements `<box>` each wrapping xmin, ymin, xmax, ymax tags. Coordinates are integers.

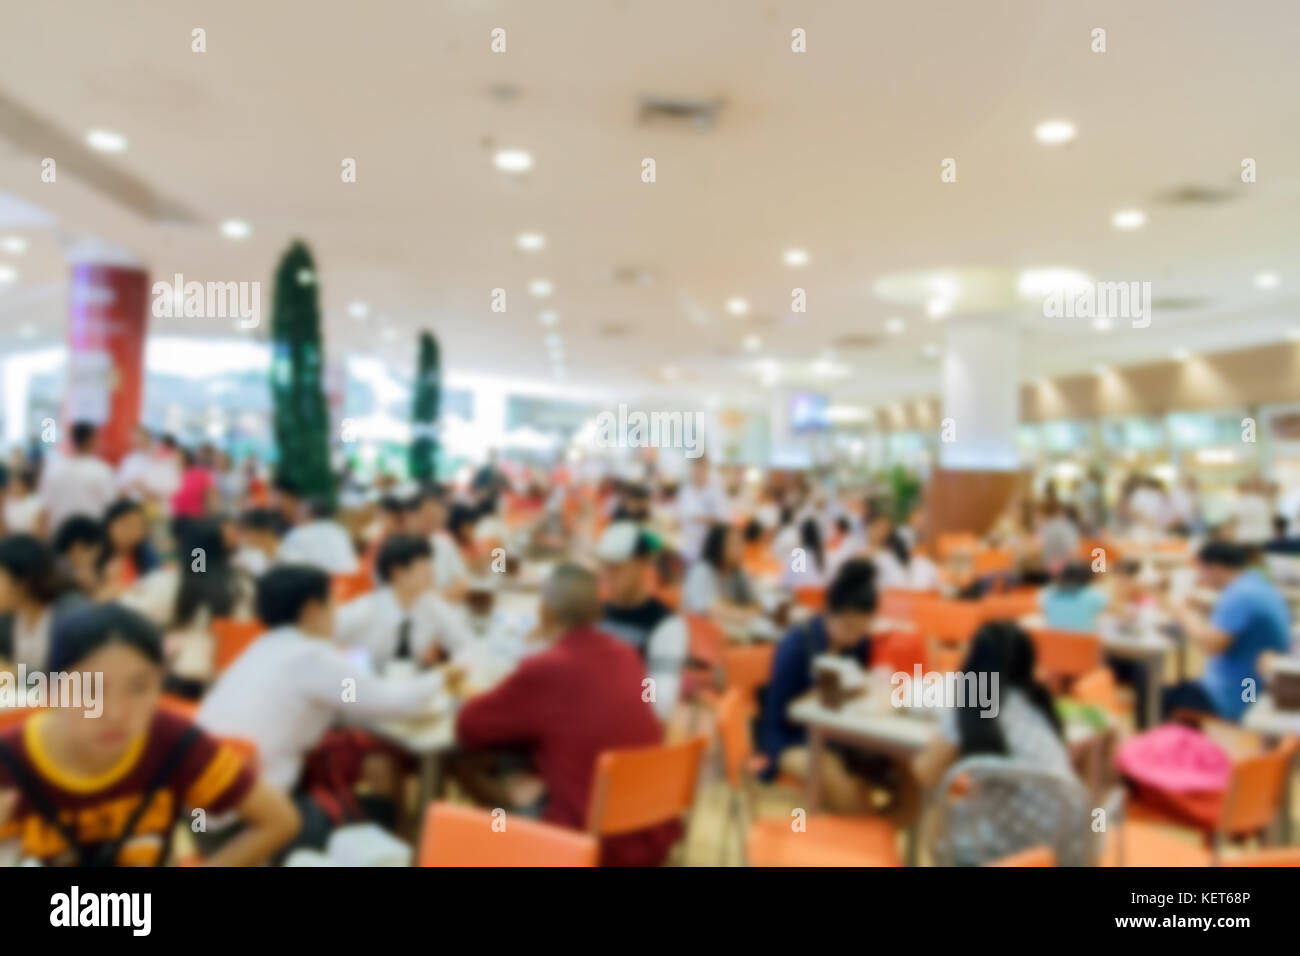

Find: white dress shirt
<box><xmin>197</xmin><ymin>626</ymin><xmax>445</xmax><ymax>792</ymax></box>
<box><xmin>38</xmin><ymin>452</ymin><xmax>116</xmax><ymax>530</ymax></box>
<box><xmin>278</xmin><ymin>520</ymin><xmax>360</xmax><ymax>575</ymax></box>
<box><xmin>335</xmin><ymin>587</ymin><xmax>474</xmax><ymax>670</ymax></box>
<box><xmin>677</xmin><ymin>479</ymin><xmax>730</xmax><ymax>561</ymax></box>
<box><xmin>430</xmin><ymin>530</ymin><xmax>468</xmax><ymax>591</ymax></box>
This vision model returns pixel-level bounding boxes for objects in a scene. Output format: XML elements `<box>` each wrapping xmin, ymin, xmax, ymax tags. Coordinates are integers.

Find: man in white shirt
<box><xmin>405</xmin><ymin>486</ymin><xmax>469</xmax><ymax>598</ymax></box>
<box><xmin>335</xmin><ymin>534</ymin><xmax>473</xmax><ymax>672</ymax></box>
<box><xmin>37</xmin><ymin>422</ymin><xmax>116</xmax><ymax>532</ymax></box>
<box><xmin>198</xmin><ymin>565</ymin><xmax>447</xmax><ymax>795</ymax></box>
<box><xmin>676</xmin><ymin>457</ymin><xmax>729</xmax><ymax>561</ymax></box>
<box><xmin>277</xmin><ymin>494</ymin><xmax>360</xmax><ymax>576</ymax></box>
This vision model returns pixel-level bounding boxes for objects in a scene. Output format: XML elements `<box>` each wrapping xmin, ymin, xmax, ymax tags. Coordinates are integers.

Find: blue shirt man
<box><xmin>1203</xmin><ymin>568</ymin><xmax>1290</xmax><ymax>719</ymax></box>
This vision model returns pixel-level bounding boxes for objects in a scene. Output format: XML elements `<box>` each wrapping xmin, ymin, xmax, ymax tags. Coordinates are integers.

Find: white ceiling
<box><xmin>1</xmin><ymin>0</ymin><xmax>1298</xmax><ymax>407</ymax></box>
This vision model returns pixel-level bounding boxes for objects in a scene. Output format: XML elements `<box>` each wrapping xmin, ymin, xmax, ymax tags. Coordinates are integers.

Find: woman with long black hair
<box><xmin>0</xmin><ymin>534</ymin><xmax>83</xmax><ymax>671</ymax></box>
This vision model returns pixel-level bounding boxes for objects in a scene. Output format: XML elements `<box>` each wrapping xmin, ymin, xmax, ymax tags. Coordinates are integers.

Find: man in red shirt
<box><xmin>455</xmin><ymin>563</ymin><xmax>681</xmax><ymax>865</ymax></box>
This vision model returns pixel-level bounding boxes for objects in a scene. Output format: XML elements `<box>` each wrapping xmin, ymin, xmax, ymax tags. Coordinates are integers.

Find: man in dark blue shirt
<box><xmin>758</xmin><ymin>559</ymin><xmax>878</xmax><ymax>811</ymax></box>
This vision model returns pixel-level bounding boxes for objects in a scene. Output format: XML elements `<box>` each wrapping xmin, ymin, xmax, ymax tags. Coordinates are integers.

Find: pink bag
<box><xmin>1116</xmin><ymin>724</ymin><xmax>1231</xmax><ymax>794</ymax></box>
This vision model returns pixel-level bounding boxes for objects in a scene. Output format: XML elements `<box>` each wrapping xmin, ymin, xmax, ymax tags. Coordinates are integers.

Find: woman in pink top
<box><xmin>171</xmin><ymin>447</ymin><xmax>216</xmax><ymax>519</ymax></box>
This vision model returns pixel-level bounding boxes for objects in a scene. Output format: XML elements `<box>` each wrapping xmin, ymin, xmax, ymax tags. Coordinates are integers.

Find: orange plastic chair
<box><xmin>1071</xmin><ymin>667</ymin><xmax>1128</xmax><ymax>716</ymax></box>
<box><xmin>877</xmin><ymin>588</ymin><xmax>939</xmax><ymax>621</ymax></box>
<box><xmin>936</xmin><ymin>532</ymin><xmax>979</xmax><ymax>560</ymax></box>
<box><xmin>419</xmin><ymin>802</ymin><xmax>598</xmax><ymax>867</ymax></box>
<box><xmin>332</xmin><ymin>571</ymin><xmax>373</xmax><ymax>603</ymax></box>
<box><xmin>720</xmin><ymin>644</ymin><xmax>775</xmax><ymax>707</ymax></box>
<box><xmin>980</xmin><ymin>589</ymin><xmax>1040</xmax><ymax>622</ymax></box>
<box><xmin>1029</xmin><ymin>629</ymin><xmax>1102</xmax><ymax>683</ymax></box>
<box><xmin>714</xmin><ymin>689</ymin><xmax>901</xmax><ymax>867</ymax></box>
<box><xmin>972</xmin><ymin>548</ymin><xmax>1015</xmax><ymax>577</ymax></box>
<box><xmin>1217</xmin><ymin>738</ymin><xmax>1299</xmax><ymax>845</ymax></box>
<box><xmin>212</xmin><ymin>618</ymin><xmax>265</xmax><ymax>672</ymax></box>
<box><xmin>1078</xmin><ymin>539</ymin><xmax>1121</xmax><ymax>568</ymax></box>
<box><xmin>913</xmin><ymin>598</ymin><xmax>986</xmax><ymax>644</ymax></box>
<box><xmin>871</xmin><ymin>630</ymin><xmax>929</xmax><ymax>675</ymax></box>
<box><xmin>792</xmin><ymin>587</ymin><xmax>825</xmax><ymax>612</ymax></box>
<box><xmin>1100</xmin><ymin>823</ymin><xmax>1212</xmax><ymax>867</ymax></box>
<box><xmin>586</xmin><ymin>737</ymin><xmax>707</xmax><ymax>841</ymax></box>
<box><xmin>985</xmin><ymin>846</ymin><xmax>1056</xmax><ymax>866</ymax></box>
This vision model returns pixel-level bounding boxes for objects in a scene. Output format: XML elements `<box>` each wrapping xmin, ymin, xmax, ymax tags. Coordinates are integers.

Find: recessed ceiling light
<box><xmin>742</xmin><ymin>334</ymin><xmax>762</xmax><ymax>351</ymax></box>
<box><xmin>1093</xmin><ymin>317</ymin><xmax>1114</xmax><ymax>331</ymax></box>
<box><xmin>347</xmin><ymin>301</ymin><xmax>369</xmax><ymax>319</ymax></box>
<box><xmin>926</xmin><ymin>297</ymin><xmax>952</xmax><ymax>320</ymax></box>
<box><xmin>726</xmin><ymin>297</ymin><xmax>750</xmax><ymax>316</ymax></box>
<box><xmin>516</xmin><ymin>232</ymin><xmax>546</xmax><ymax>251</ymax></box>
<box><xmin>783</xmin><ymin>248</ymin><xmax>810</xmax><ymax>268</ymax></box>
<box><xmin>86</xmin><ymin>128</ymin><xmax>128</xmax><ymax>153</ymax></box>
<box><xmin>1172</xmin><ymin>347</ymin><xmax>1192</xmax><ymax>361</ymax></box>
<box><xmin>538</xmin><ymin>310</ymin><xmax>560</xmax><ymax>327</ymax></box>
<box><xmin>494</xmin><ymin>149</ymin><xmax>534</xmax><ymax>173</ymax></box>
<box><xmin>884</xmin><ymin>317</ymin><xmax>905</xmax><ymax>334</ymax></box>
<box><xmin>1034</xmin><ymin>119</ymin><xmax>1076</xmax><ymax>145</ymax></box>
<box><xmin>1254</xmin><ymin>272</ymin><xmax>1281</xmax><ymax>290</ymax></box>
<box><xmin>0</xmin><ymin>265</ymin><xmax>17</xmax><ymax>285</ymax></box>
<box><xmin>528</xmin><ymin>278</ymin><xmax>553</xmax><ymax>298</ymax></box>
<box><xmin>0</xmin><ymin>236</ymin><xmax>28</xmax><ymax>255</ymax></box>
<box><xmin>220</xmin><ymin>219</ymin><xmax>252</xmax><ymax>240</ymax></box>
<box><xmin>1112</xmin><ymin>209</ymin><xmax>1147</xmax><ymax>230</ymax></box>
<box><xmin>1018</xmin><ymin>268</ymin><xmax>1091</xmax><ymax>298</ymax></box>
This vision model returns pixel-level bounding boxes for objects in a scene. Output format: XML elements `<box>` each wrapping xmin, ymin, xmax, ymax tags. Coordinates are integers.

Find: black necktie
<box><xmin>395</xmin><ymin>617</ymin><xmax>413</xmax><ymax>660</ymax></box>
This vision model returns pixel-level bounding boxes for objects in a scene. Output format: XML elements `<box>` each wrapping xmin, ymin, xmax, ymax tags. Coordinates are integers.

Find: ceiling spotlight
<box><xmin>1093</xmin><ymin>317</ymin><xmax>1113</xmax><ymax>331</ymax></box>
<box><xmin>516</xmin><ymin>232</ymin><xmax>546</xmax><ymax>251</ymax></box>
<box><xmin>884</xmin><ymin>317</ymin><xmax>905</xmax><ymax>334</ymax></box>
<box><xmin>1111</xmin><ymin>209</ymin><xmax>1147</xmax><ymax>230</ymax></box>
<box><xmin>742</xmin><ymin>334</ymin><xmax>762</xmax><ymax>351</ymax></box>
<box><xmin>493</xmin><ymin>149</ymin><xmax>534</xmax><ymax>173</ymax></box>
<box><xmin>726</xmin><ymin>297</ymin><xmax>750</xmax><ymax>316</ymax></box>
<box><xmin>0</xmin><ymin>236</ymin><xmax>28</xmax><ymax>255</ymax></box>
<box><xmin>1018</xmin><ymin>268</ymin><xmax>1091</xmax><ymax>299</ymax></box>
<box><xmin>1254</xmin><ymin>272</ymin><xmax>1281</xmax><ymax>290</ymax></box>
<box><xmin>220</xmin><ymin>219</ymin><xmax>252</xmax><ymax>240</ymax></box>
<box><xmin>85</xmin><ymin>128</ymin><xmax>128</xmax><ymax>153</ymax></box>
<box><xmin>783</xmin><ymin>248</ymin><xmax>810</xmax><ymax>268</ymax></box>
<box><xmin>1034</xmin><ymin>119</ymin><xmax>1076</xmax><ymax>145</ymax></box>
<box><xmin>347</xmin><ymin>301</ymin><xmax>370</xmax><ymax>319</ymax></box>
<box><xmin>528</xmin><ymin>278</ymin><xmax>553</xmax><ymax>298</ymax></box>
<box><xmin>0</xmin><ymin>265</ymin><xmax>18</xmax><ymax>285</ymax></box>
<box><xmin>538</xmin><ymin>310</ymin><xmax>560</xmax><ymax>327</ymax></box>
<box><xmin>926</xmin><ymin>298</ymin><xmax>952</xmax><ymax>320</ymax></box>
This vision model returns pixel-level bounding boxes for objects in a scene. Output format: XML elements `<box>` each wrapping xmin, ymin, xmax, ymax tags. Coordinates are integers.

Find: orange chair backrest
<box><xmin>937</xmin><ymin>532</ymin><xmax>978</xmax><ymax>560</ymax></box>
<box><xmin>685</xmin><ymin>614</ymin><xmax>727</xmax><ymax>668</ymax></box>
<box><xmin>721</xmin><ymin>644</ymin><xmax>775</xmax><ymax>702</ymax></box>
<box><xmin>1222</xmin><ymin>738</ymin><xmax>1298</xmax><ymax>836</ymax></box>
<box><xmin>913</xmin><ymin>598</ymin><xmax>985</xmax><ymax>643</ymax></box>
<box><xmin>1030</xmin><ymin>629</ymin><xmax>1102</xmax><ymax>680</ymax></box>
<box><xmin>332</xmin><ymin>571</ymin><xmax>373</xmax><ymax>603</ymax></box>
<box><xmin>987</xmin><ymin>846</ymin><xmax>1056</xmax><ymax>867</ymax></box>
<box><xmin>715</xmin><ymin>689</ymin><xmax>753</xmax><ymax>789</ymax></box>
<box><xmin>212</xmin><ymin>618</ymin><xmax>265</xmax><ymax>672</ymax></box>
<box><xmin>1071</xmin><ymin>667</ymin><xmax>1122</xmax><ymax>714</ymax></box>
<box><xmin>981</xmin><ymin>589</ymin><xmax>1039</xmax><ymax>621</ymax></box>
<box><xmin>587</xmin><ymin>736</ymin><xmax>707</xmax><ymax>837</ymax></box>
<box><xmin>872</xmin><ymin>631</ymin><xmax>929</xmax><ymax>675</ymax></box>
<box><xmin>1078</xmin><ymin>539</ymin><xmax>1120</xmax><ymax>566</ymax></box>
<box><xmin>972</xmin><ymin>548</ymin><xmax>1015</xmax><ymax>577</ymax></box>
<box><xmin>793</xmin><ymin>587</ymin><xmax>826</xmax><ymax>612</ymax></box>
<box><xmin>878</xmin><ymin>588</ymin><xmax>939</xmax><ymax>621</ymax></box>
<box><xmin>419</xmin><ymin>801</ymin><xmax>598</xmax><ymax>866</ymax></box>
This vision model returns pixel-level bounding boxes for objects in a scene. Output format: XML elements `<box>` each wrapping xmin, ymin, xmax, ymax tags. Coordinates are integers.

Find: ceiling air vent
<box><xmin>637</xmin><ymin>96</ymin><xmax>723</xmax><ymax>130</ymax></box>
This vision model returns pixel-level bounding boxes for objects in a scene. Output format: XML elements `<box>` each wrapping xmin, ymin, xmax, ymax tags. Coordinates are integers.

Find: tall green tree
<box><xmin>269</xmin><ymin>240</ymin><xmax>335</xmax><ymax>507</ymax></box>
<box><xmin>409</xmin><ymin>331</ymin><xmax>441</xmax><ymax>481</ymax></box>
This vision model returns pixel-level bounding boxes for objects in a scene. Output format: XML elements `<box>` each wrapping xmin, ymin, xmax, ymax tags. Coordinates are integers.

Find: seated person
<box><xmin>98</xmin><ymin>498</ymin><xmax>161</xmax><ymax>595</ymax></box>
<box><xmin>277</xmin><ymin>494</ymin><xmax>359</xmax><ymax>576</ymax></box>
<box><xmin>232</xmin><ymin>507</ymin><xmax>287</xmax><ymax>577</ymax></box>
<box><xmin>456</xmin><ymin>564</ymin><xmax>680</xmax><ymax>866</ymax></box>
<box><xmin>1161</xmin><ymin>541</ymin><xmax>1290</xmax><ymax>721</ymax></box>
<box><xmin>335</xmin><ymin>534</ymin><xmax>473</xmax><ymax>671</ymax></box>
<box><xmin>1039</xmin><ymin>561</ymin><xmax>1108</xmax><ymax>632</ymax></box>
<box><xmin>872</xmin><ymin>522</ymin><xmax>943</xmax><ymax>592</ymax></box>
<box><xmin>0</xmin><ymin>534</ymin><xmax>85</xmax><ymax>672</ymax></box>
<box><xmin>197</xmin><ymin>565</ymin><xmax>448</xmax><ymax>854</ymax></box>
<box><xmin>0</xmin><ymin>603</ymin><xmax>297</xmax><ymax>866</ymax></box>
<box><xmin>912</xmin><ymin>621</ymin><xmax>1092</xmax><ymax>866</ymax></box>
<box><xmin>595</xmin><ymin>522</ymin><xmax>687</xmax><ymax>723</ymax></box>
<box><xmin>758</xmin><ymin>559</ymin><xmax>894</xmax><ymax>815</ymax></box>
<box><xmin>52</xmin><ymin>516</ymin><xmax>106</xmax><ymax>597</ymax></box>
<box><xmin>681</xmin><ymin>523</ymin><xmax>760</xmax><ymax>630</ymax></box>
<box><xmin>779</xmin><ymin>516</ymin><xmax>830</xmax><ymax>591</ymax></box>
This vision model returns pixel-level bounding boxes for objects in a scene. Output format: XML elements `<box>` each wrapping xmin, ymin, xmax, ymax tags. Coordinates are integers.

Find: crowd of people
<box><xmin>0</xmin><ymin>420</ymin><xmax>1297</xmax><ymax>867</ymax></box>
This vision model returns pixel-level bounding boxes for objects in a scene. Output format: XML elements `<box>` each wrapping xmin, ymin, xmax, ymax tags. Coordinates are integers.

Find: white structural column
<box><xmin>939</xmin><ymin>314</ymin><xmax>1021</xmax><ymax>471</ymax></box>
